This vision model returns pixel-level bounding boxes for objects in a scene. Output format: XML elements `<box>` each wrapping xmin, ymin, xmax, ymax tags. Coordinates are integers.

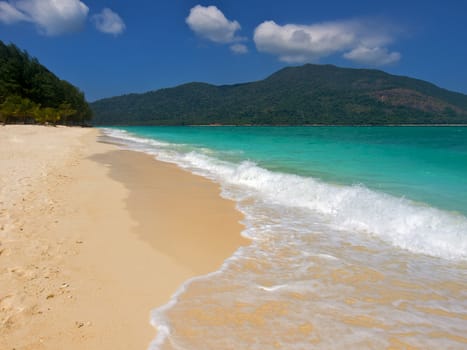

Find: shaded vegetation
<box><xmin>0</xmin><ymin>40</ymin><xmax>92</xmax><ymax>125</ymax></box>
<box><xmin>91</xmin><ymin>64</ymin><xmax>467</xmax><ymax>125</ymax></box>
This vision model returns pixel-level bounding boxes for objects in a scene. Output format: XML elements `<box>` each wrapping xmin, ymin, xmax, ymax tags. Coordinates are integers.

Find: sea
<box><xmin>102</xmin><ymin>126</ymin><xmax>467</xmax><ymax>350</ymax></box>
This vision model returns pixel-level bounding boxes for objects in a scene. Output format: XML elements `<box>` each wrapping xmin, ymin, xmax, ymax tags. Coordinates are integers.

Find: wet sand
<box><xmin>0</xmin><ymin>125</ymin><xmax>246</xmax><ymax>350</ymax></box>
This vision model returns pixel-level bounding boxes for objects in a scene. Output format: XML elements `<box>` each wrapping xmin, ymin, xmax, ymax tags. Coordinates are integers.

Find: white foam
<box><xmin>101</xmin><ymin>130</ymin><xmax>467</xmax><ymax>350</ymax></box>
<box><xmin>102</xmin><ymin>128</ymin><xmax>171</xmax><ymax>148</ymax></box>
<box><xmin>258</xmin><ymin>284</ymin><xmax>288</xmax><ymax>292</ymax></box>
<box><xmin>103</xmin><ymin>128</ymin><xmax>467</xmax><ymax>262</ymax></box>
<box><xmin>147</xmin><ymin>244</ymin><xmax>247</xmax><ymax>350</ymax></box>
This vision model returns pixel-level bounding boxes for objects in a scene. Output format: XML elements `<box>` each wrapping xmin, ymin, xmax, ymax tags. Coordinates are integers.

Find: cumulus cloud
<box><xmin>0</xmin><ymin>0</ymin><xmax>89</xmax><ymax>35</ymax></box>
<box><xmin>254</xmin><ymin>19</ymin><xmax>401</xmax><ymax>66</ymax></box>
<box><xmin>186</xmin><ymin>5</ymin><xmax>242</xmax><ymax>44</ymax></box>
<box><xmin>92</xmin><ymin>8</ymin><xmax>125</xmax><ymax>35</ymax></box>
<box><xmin>230</xmin><ymin>43</ymin><xmax>248</xmax><ymax>54</ymax></box>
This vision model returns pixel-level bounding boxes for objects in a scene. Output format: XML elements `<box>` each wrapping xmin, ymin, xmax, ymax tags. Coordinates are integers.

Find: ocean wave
<box><xmin>102</xmin><ymin>128</ymin><xmax>467</xmax><ymax>261</ymax></box>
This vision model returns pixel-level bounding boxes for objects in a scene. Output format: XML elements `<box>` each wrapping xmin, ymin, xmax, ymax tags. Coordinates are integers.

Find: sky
<box><xmin>1</xmin><ymin>0</ymin><xmax>466</xmax><ymax>102</ymax></box>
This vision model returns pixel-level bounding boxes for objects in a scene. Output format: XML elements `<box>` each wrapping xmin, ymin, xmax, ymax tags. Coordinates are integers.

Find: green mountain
<box><xmin>0</xmin><ymin>40</ymin><xmax>92</xmax><ymax>125</ymax></box>
<box><xmin>91</xmin><ymin>64</ymin><xmax>467</xmax><ymax>125</ymax></box>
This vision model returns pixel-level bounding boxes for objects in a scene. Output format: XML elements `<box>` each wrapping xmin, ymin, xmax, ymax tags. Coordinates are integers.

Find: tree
<box><xmin>0</xmin><ymin>40</ymin><xmax>92</xmax><ymax>125</ymax></box>
<box><xmin>0</xmin><ymin>95</ymin><xmax>40</xmax><ymax>124</ymax></box>
<box><xmin>34</xmin><ymin>107</ymin><xmax>60</xmax><ymax>125</ymax></box>
<box><xmin>58</xmin><ymin>103</ymin><xmax>77</xmax><ymax>125</ymax></box>
<box><xmin>1</xmin><ymin>95</ymin><xmax>23</xmax><ymax>124</ymax></box>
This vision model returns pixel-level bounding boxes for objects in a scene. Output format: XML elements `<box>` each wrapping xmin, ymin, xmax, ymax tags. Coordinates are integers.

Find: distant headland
<box><xmin>91</xmin><ymin>64</ymin><xmax>467</xmax><ymax>126</ymax></box>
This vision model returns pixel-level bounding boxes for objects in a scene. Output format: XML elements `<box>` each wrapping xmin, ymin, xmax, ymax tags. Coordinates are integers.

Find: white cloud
<box><xmin>230</xmin><ymin>43</ymin><xmax>248</xmax><ymax>54</ymax></box>
<box><xmin>0</xmin><ymin>0</ymin><xmax>89</xmax><ymax>35</ymax></box>
<box><xmin>344</xmin><ymin>46</ymin><xmax>400</xmax><ymax>65</ymax></box>
<box><xmin>92</xmin><ymin>8</ymin><xmax>125</xmax><ymax>35</ymax></box>
<box><xmin>0</xmin><ymin>1</ymin><xmax>28</xmax><ymax>23</ymax></box>
<box><xmin>186</xmin><ymin>5</ymin><xmax>242</xmax><ymax>44</ymax></box>
<box><xmin>254</xmin><ymin>19</ymin><xmax>401</xmax><ymax>66</ymax></box>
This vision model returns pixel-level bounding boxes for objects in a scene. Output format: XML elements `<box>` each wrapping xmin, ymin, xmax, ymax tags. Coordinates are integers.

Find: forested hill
<box><xmin>91</xmin><ymin>64</ymin><xmax>467</xmax><ymax>126</ymax></box>
<box><xmin>0</xmin><ymin>40</ymin><xmax>92</xmax><ymax>125</ymax></box>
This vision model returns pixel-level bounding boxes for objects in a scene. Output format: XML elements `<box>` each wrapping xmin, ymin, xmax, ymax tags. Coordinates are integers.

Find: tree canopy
<box><xmin>0</xmin><ymin>40</ymin><xmax>92</xmax><ymax>125</ymax></box>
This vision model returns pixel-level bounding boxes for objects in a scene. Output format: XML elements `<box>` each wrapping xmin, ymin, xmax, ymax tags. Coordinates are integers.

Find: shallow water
<box><xmin>103</xmin><ymin>126</ymin><xmax>467</xmax><ymax>349</ymax></box>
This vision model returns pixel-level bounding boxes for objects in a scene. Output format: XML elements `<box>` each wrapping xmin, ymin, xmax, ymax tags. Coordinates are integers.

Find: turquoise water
<box><xmin>115</xmin><ymin>126</ymin><xmax>467</xmax><ymax>215</ymax></box>
<box><xmin>103</xmin><ymin>126</ymin><xmax>467</xmax><ymax>350</ymax></box>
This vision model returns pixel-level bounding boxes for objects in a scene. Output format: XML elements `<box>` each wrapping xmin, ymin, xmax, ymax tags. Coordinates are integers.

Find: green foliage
<box><xmin>34</xmin><ymin>107</ymin><xmax>61</xmax><ymax>125</ymax></box>
<box><xmin>0</xmin><ymin>40</ymin><xmax>92</xmax><ymax>125</ymax></box>
<box><xmin>91</xmin><ymin>64</ymin><xmax>467</xmax><ymax>126</ymax></box>
<box><xmin>0</xmin><ymin>95</ymin><xmax>38</xmax><ymax>124</ymax></box>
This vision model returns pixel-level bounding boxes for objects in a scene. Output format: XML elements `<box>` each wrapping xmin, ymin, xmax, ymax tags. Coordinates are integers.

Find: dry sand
<box><xmin>0</xmin><ymin>125</ymin><xmax>246</xmax><ymax>350</ymax></box>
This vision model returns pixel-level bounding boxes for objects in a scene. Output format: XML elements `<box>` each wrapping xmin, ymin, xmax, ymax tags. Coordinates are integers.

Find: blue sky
<box><xmin>1</xmin><ymin>0</ymin><xmax>466</xmax><ymax>101</ymax></box>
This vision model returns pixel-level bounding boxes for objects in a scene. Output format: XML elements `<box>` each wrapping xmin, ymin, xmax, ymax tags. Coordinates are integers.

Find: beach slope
<box><xmin>0</xmin><ymin>125</ymin><xmax>245</xmax><ymax>350</ymax></box>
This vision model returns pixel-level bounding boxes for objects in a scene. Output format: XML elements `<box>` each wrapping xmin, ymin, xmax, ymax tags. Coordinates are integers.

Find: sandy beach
<box><xmin>0</xmin><ymin>125</ymin><xmax>246</xmax><ymax>350</ymax></box>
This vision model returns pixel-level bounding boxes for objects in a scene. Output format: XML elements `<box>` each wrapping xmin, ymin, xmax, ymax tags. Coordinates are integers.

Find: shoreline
<box><xmin>95</xmin><ymin>123</ymin><xmax>467</xmax><ymax>127</ymax></box>
<box><xmin>0</xmin><ymin>125</ymin><xmax>247</xmax><ymax>349</ymax></box>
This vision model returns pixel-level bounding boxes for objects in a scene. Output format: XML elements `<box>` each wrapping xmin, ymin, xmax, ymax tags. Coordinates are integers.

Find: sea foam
<box><xmin>103</xmin><ymin>128</ymin><xmax>467</xmax><ymax>261</ymax></box>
